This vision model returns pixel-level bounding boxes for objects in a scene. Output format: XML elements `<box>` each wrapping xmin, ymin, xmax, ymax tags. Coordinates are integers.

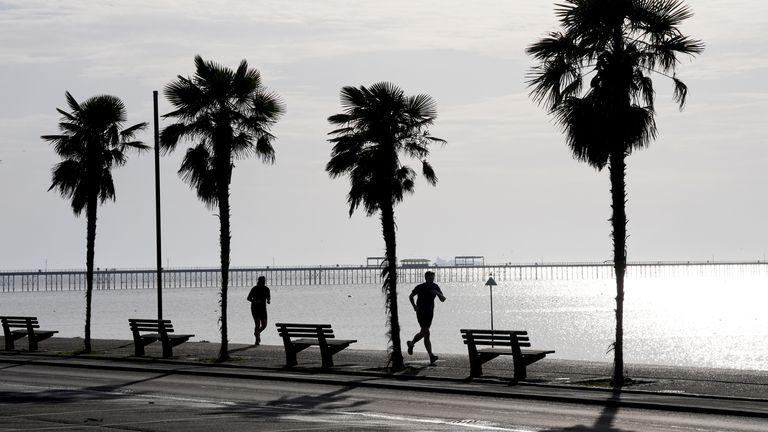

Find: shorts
<box><xmin>416</xmin><ymin>310</ymin><xmax>434</xmax><ymax>329</ymax></box>
<box><xmin>251</xmin><ymin>302</ymin><xmax>268</xmax><ymax>320</ymax></box>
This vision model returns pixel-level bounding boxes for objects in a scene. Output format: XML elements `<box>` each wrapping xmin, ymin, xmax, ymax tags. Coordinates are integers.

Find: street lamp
<box><xmin>485</xmin><ymin>274</ymin><xmax>497</xmax><ymax>330</ymax></box>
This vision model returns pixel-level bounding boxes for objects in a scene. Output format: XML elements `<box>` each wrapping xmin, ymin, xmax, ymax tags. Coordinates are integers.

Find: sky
<box><xmin>1</xmin><ymin>0</ymin><xmax>766</xmax><ymax>271</ymax></box>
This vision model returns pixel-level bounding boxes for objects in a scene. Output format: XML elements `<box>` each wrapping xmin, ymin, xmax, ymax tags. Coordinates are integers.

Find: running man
<box><xmin>406</xmin><ymin>270</ymin><xmax>446</xmax><ymax>364</ymax></box>
<box><xmin>247</xmin><ymin>276</ymin><xmax>271</xmax><ymax>345</ymax></box>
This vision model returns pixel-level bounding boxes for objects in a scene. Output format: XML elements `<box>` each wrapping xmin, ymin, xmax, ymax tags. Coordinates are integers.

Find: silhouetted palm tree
<box><xmin>43</xmin><ymin>92</ymin><xmax>148</xmax><ymax>353</ymax></box>
<box><xmin>161</xmin><ymin>55</ymin><xmax>284</xmax><ymax>362</ymax></box>
<box><xmin>326</xmin><ymin>82</ymin><xmax>445</xmax><ymax>369</ymax></box>
<box><xmin>527</xmin><ymin>0</ymin><xmax>703</xmax><ymax>385</ymax></box>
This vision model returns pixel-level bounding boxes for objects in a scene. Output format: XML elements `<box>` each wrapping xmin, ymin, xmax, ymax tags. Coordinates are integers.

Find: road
<box><xmin>1</xmin><ymin>363</ymin><xmax>764</xmax><ymax>431</ymax></box>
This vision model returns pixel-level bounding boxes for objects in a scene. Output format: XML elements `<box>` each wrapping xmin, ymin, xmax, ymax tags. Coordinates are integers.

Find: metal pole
<box><xmin>153</xmin><ymin>90</ymin><xmax>163</xmax><ymax>320</ymax></box>
<box><xmin>490</xmin><ymin>284</ymin><xmax>494</xmax><ymax>331</ymax></box>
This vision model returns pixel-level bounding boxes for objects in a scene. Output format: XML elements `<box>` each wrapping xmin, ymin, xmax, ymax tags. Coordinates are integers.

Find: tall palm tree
<box><xmin>161</xmin><ymin>55</ymin><xmax>284</xmax><ymax>362</ymax></box>
<box><xmin>527</xmin><ymin>0</ymin><xmax>703</xmax><ymax>385</ymax></box>
<box><xmin>326</xmin><ymin>82</ymin><xmax>445</xmax><ymax>369</ymax></box>
<box><xmin>43</xmin><ymin>92</ymin><xmax>148</xmax><ymax>353</ymax></box>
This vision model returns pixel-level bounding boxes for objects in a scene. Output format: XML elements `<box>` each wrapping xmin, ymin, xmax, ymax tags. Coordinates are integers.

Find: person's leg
<box><xmin>421</xmin><ymin>313</ymin><xmax>437</xmax><ymax>364</ymax></box>
<box><xmin>407</xmin><ymin>327</ymin><xmax>422</xmax><ymax>355</ymax></box>
<box><xmin>255</xmin><ymin>316</ymin><xmax>267</xmax><ymax>345</ymax></box>
<box><xmin>412</xmin><ymin>330</ymin><xmax>425</xmax><ymax>344</ymax></box>
<box><xmin>251</xmin><ymin>307</ymin><xmax>261</xmax><ymax>345</ymax></box>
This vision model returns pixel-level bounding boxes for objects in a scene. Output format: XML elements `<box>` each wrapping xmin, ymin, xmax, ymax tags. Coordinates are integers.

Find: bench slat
<box><xmin>276</xmin><ymin>323</ymin><xmax>332</xmax><ymax>328</ymax></box>
<box><xmin>278</xmin><ymin>331</ymin><xmax>335</xmax><ymax>338</ymax></box>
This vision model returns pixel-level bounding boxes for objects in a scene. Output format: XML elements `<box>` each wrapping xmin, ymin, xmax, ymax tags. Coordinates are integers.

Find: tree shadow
<box><xmin>0</xmin><ymin>371</ymin><xmax>172</xmax><ymax>405</ymax></box>
<box><xmin>541</xmin><ymin>389</ymin><xmax>632</xmax><ymax>432</ymax></box>
<box><xmin>228</xmin><ymin>345</ymin><xmax>255</xmax><ymax>355</ymax></box>
<box><xmin>203</xmin><ymin>384</ymin><xmax>370</xmax><ymax>421</ymax></box>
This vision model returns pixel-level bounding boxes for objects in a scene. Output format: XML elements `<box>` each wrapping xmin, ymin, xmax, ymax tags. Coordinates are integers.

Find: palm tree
<box><xmin>43</xmin><ymin>92</ymin><xmax>148</xmax><ymax>353</ymax></box>
<box><xmin>326</xmin><ymin>82</ymin><xmax>445</xmax><ymax>369</ymax></box>
<box><xmin>161</xmin><ymin>55</ymin><xmax>284</xmax><ymax>362</ymax></box>
<box><xmin>527</xmin><ymin>0</ymin><xmax>703</xmax><ymax>385</ymax></box>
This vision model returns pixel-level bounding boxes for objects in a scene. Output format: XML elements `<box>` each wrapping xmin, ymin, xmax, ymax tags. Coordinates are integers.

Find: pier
<box><xmin>1</xmin><ymin>260</ymin><xmax>767</xmax><ymax>292</ymax></box>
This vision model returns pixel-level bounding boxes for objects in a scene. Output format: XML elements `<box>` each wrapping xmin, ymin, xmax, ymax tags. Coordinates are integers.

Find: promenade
<box><xmin>1</xmin><ymin>337</ymin><xmax>767</xmax><ymax>418</ymax></box>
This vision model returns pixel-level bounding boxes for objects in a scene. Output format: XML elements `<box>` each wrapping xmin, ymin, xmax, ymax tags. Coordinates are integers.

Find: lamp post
<box><xmin>153</xmin><ymin>90</ymin><xmax>163</xmax><ymax>320</ymax></box>
<box><xmin>485</xmin><ymin>274</ymin><xmax>497</xmax><ymax>330</ymax></box>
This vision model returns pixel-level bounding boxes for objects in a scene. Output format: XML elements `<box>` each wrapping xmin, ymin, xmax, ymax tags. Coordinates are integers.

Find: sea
<box><xmin>2</xmin><ymin>272</ymin><xmax>767</xmax><ymax>371</ymax></box>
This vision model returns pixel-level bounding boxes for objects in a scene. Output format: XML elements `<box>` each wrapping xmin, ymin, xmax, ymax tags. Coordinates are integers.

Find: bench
<box><xmin>1</xmin><ymin>316</ymin><xmax>58</xmax><ymax>351</ymax></box>
<box><xmin>461</xmin><ymin>329</ymin><xmax>555</xmax><ymax>380</ymax></box>
<box><xmin>275</xmin><ymin>323</ymin><xmax>357</xmax><ymax>369</ymax></box>
<box><xmin>128</xmin><ymin>319</ymin><xmax>194</xmax><ymax>358</ymax></box>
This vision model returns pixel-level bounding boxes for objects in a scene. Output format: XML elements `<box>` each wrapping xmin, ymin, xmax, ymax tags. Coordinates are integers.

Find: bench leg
<box><xmin>134</xmin><ymin>340</ymin><xmax>146</xmax><ymax>357</ymax></box>
<box><xmin>469</xmin><ymin>357</ymin><xmax>483</xmax><ymax>377</ymax></box>
<box><xmin>4</xmin><ymin>338</ymin><xmax>14</xmax><ymax>351</ymax></box>
<box><xmin>162</xmin><ymin>342</ymin><xmax>173</xmax><ymax>358</ymax></box>
<box><xmin>515</xmin><ymin>353</ymin><xmax>547</xmax><ymax>380</ymax></box>
<box><xmin>320</xmin><ymin>350</ymin><xmax>334</xmax><ymax>369</ymax></box>
<box><xmin>281</xmin><ymin>342</ymin><xmax>299</xmax><ymax>367</ymax></box>
<box><xmin>513</xmin><ymin>362</ymin><xmax>527</xmax><ymax>380</ymax></box>
<box><xmin>29</xmin><ymin>337</ymin><xmax>38</xmax><ymax>352</ymax></box>
<box><xmin>286</xmin><ymin>348</ymin><xmax>298</xmax><ymax>367</ymax></box>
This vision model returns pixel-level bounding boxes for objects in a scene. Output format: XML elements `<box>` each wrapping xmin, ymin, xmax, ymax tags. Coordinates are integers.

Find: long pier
<box><xmin>1</xmin><ymin>260</ymin><xmax>767</xmax><ymax>293</ymax></box>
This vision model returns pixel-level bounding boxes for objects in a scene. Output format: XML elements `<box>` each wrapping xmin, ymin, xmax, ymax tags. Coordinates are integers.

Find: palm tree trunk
<box><xmin>609</xmin><ymin>151</ymin><xmax>627</xmax><ymax>386</ymax></box>
<box><xmin>380</xmin><ymin>202</ymin><xmax>404</xmax><ymax>369</ymax></box>
<box><xmin>84</xmin><ymin>196</ymin><xmax>97</xmax><ymax>354</ymax></box>
<box><xmin>217</xmin><ymin>182</ymin><xmax>231</xmax><ymax>362</ymax></box>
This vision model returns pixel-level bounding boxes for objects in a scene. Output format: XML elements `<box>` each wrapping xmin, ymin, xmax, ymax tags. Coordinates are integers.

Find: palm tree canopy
<box><xmin>326</xmin><ymin>82</ymin><xmax>445</xmax><ymax>216</ymax></box>
<box><xmin>161</xmin><ymin>55</ymin><xmax>285</xmax><ymax>208</ymax></box>
<box><xmin>43</xmin><ymin>92</ymin><xmax>148</xmax><ymax>214</ymax></box>
<box><xmin>526</xmin><ymin>0</ymin><xmax>703</xmax><ymax>169</ymax></box>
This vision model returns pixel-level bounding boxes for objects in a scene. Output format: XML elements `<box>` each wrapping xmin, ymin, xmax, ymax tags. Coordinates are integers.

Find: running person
<box><xmin>406</xmin><ymin>271</ymin><xmax>446</xmax><ymax>364</ymax></box>
<box><xmin>247</xmin><ymin>276</ymin><xmax>271</xmax><ymax>345</ymax></box>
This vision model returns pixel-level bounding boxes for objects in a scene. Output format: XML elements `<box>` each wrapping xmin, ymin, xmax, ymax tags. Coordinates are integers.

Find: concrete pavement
<box><xmin>1</xmin><ymin>337</ymin><xmax>767</xmax><ymax>418</ymax></box>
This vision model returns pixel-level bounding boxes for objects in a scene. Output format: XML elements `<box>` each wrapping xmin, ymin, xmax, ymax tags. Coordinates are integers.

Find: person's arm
<box><xmin>409</xmin><ymin>290</ymin><xmax>417</xmax><ymax>310</ymax></box>
<box><xmin>247</xmin><ymin>288</ymin><xmax>254</xmax><ymax>302</ymax></box>
<box><xmin>435</xmin><ymin>286</ymin><xmax>446</xmax><ymax>302</ymax></box>
<box><xmin>266</xmin><ymin>288</ymin><xmax>271</xmax><ymax>304</ymax></box>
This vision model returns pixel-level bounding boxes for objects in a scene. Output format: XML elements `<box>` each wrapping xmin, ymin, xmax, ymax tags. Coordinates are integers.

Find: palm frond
<box><xmin>624</xmin><ymin>105</ymin><xmax>657</xmax><ymax>151</ymax></box>
<box><xmin>178</xmin><ymin>143</ymin><xmax>219</xmax><ymax>209</ymax></box>
<box><xmin>422</xmin><ymin>160</ymin><xmax>437</xmax><ymax>186</ymax></box>
<box><xmin>120</xmin><ymin>122</ymin><xmax>148</xmax><ymax>140</ymax></box>
<box><xmin>671</xmin><ymin>76</ymin><xmax>688</xmax><ymax>109</ymax></box>
<box><xmin>99</xmin><ymin>169</ymin><xmax>116</xmax><ymax>203</ymax></box>
<box><xmin>253</xmin><ymin>136</ymin><xmax>276</xmax><ymax>164</ymax></box>
<box><xmin>64</xmin><ymin>91</ymin><xmax>82</xmax><ymax>115</ymax></box>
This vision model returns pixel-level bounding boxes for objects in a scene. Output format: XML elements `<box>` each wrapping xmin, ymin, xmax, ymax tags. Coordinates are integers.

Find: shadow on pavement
<box><xmin>542</xmin><ymin>389</ymin><xmax>630</xmax><ymax>432</ymax></box>
<box><xmin>203</xmin><ymin>385</ymin><xmax>370</xmax><ymax>420</ymax></box>
<box><xmin>0</xmin><ymin>371</ymin><xmax>173</xmax><ymax>404</ymax></box>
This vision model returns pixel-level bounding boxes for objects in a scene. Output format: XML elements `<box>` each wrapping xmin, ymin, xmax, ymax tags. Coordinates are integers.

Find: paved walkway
<box><xmin>2</xmin><ymin>337</ymin><xmax>767</xmax><ymax>417</ymax></box>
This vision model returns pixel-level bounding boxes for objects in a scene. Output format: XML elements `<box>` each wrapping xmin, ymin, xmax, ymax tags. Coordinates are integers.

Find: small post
<box><xmin>485</xmin><ymin>275</ymin><xmax>497</xmax><ymax>331</ymax></box>
<box><xmin>153</xmin><ymin>90</ymin><xmax>163</xmax><ymax>320</ymax></box>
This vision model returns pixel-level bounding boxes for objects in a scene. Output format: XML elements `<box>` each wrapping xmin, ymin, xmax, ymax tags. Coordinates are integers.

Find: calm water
<box><xmin>2</xmin><ymin>276</ymin><xmax>767</xmax><ymax>370</ymax></box>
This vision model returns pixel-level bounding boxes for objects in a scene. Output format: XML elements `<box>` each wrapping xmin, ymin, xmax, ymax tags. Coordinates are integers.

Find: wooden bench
<box><xmin>128</xmin><ymin>319</ymin><xmax>194</xmax><ymax>358</ymax></box>
<box><xmin>275</xmin><ymin>323</ymin><xmax>357</xmax><ymax>369</ymax></box>
<box><xmin>461</xmin><ymin>329</ymin><xmax>555</xmax><ymax>380</ymax></box>
<box><xmin>1</xmin><ymin>316</ymin><xmax>58</xmax><ymax>351</ymax></box>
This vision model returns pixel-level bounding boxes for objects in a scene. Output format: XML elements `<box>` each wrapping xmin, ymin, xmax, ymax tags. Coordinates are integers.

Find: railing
<box><xmin>1</xmin><ymin>260</ymin><xmax>766</xmax><ymax>292</ymax></box>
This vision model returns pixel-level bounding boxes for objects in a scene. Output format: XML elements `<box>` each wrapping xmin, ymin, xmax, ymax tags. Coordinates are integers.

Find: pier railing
<box><xmin>1</xmin><ymin>260</ymin><xmax>766</xmax><ymax>292</ymax></box>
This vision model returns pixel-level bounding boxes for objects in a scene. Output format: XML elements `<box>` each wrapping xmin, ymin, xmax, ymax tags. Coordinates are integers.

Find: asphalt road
<box><xmin>1</xmin><ymin>363</ymin><xmax>765</xmax><ymax>432</ymax></box>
